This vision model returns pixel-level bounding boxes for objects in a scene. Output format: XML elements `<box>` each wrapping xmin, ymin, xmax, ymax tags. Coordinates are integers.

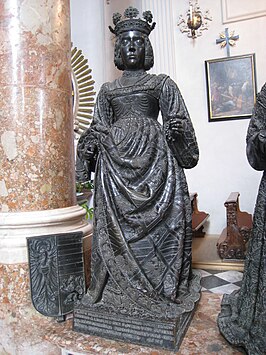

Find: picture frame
<box><xmin>205</xmin><ymin>54</ymin><xmax>257</xmax><ymax>122</ymax></box>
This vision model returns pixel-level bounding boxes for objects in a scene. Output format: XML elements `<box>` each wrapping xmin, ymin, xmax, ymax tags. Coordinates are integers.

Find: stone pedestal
<box><xmin>73</xmin><ymin>271</ymin><xmax>201</xmax><ymax>351</ymax></box>
<box><xmin>73</xmin><ymin>301</ymin><xmax>199</xmax><ymax>351</ymax></box>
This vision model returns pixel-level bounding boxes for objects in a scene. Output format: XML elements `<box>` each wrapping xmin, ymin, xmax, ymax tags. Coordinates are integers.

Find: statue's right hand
<box><xmin>84</xmin><ymin>143</ymin><xmax>97</xmax><ymax>160</ymax></box>
<box><xmin>258</xmin><ymin>130</ymin><xmax>266</xmax><ymax>156</ymax></box>
<box><xmin>258</xmin><ymin>130</ymin><xmax>266</xmax><ymax>142</ymax></box>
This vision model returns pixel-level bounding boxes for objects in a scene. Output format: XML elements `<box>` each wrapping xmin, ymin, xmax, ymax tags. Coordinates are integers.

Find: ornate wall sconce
<box><xmin>177</xmin><ymin>0</ymin><xmax>212</xmax><ymax>39</ymax></box>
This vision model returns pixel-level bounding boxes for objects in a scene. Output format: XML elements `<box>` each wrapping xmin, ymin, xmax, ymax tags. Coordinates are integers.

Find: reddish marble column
<box><xmin>0</xmin><ymin>0</ymin><xmax>75</xmax><ymax>212</ymax></box>
<box><xmin>0</xmin><ymin>0</ymin><xmax>91</xmax><ymax>263</ymax></box>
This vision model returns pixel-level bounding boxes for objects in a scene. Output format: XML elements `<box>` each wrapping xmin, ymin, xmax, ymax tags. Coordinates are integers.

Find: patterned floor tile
<box><xmin>234</xmin><ymin>280</ymin><xmax>243</xmax><ymax>287</ymax></box>
<box><xmin>198</xmin><ymin>269</ymin><xmax>243</xmax><ymax>295</ymax></box>
<box><xmin>203</xmin><ymin>269</ymin><xmax>223</xmax><ymax>275</ymax></box>
<box><xmin>199</xmin><ymin>269</ymin><xmax>212</xmax><ymax>277</ymax></box>
<box><xmin>208</xmin><ymin>283</ymin><xmax>241</xmax><ymax>294</ymax></box>
<box><xmin>201</xmin><ymin>275</ymin><xmax>229</xmax><ymax>289</ymax></box>
<box><xmin>215</xmin><ymin>270</ymin><xmax>244</xmax><ymax>283</ymax></box>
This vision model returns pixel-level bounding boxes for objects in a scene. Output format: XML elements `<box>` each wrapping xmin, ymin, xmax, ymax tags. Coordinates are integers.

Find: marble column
<box><xmin>0</xmin><ymin>0</ymin><xmax>91</xmax><ymax>264</ymax></box>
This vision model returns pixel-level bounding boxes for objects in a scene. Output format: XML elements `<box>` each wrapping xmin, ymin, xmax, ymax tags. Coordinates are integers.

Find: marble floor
<box><xmin>60</xmin><ymin>269</ymin><xmax>245</xmax><ymax>355</ymax></box>
<box><xmin>0</xmin><ymin>268</ymin><xmax>246</xmax><ymax>355</ymax></box>
<box><xmin>200</xmin><ymin>269</ymin><xmax>243</xmax><ymax>294</ymax></box>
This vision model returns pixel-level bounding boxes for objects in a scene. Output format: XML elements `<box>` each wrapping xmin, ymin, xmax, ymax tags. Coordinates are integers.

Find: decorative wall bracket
<box><xmin>177</xmin><ymin>0</ymin><xmax>212</xmax><ymax>39</ymax></box>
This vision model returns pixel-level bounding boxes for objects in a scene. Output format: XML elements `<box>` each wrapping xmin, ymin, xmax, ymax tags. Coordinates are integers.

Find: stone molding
<box><xmin>221</xmin><ymin>0</ymin><xmax>266</xmax><ymax>23</ymax></box>
<box><xmin>0</xmin><ymin>205</ymin><xmax>92</xmax><ymax>264</ymax></box>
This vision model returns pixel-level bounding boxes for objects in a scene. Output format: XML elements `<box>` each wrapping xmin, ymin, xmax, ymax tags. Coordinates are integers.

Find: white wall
<box><xmin>171</xmin><ymin>0</ymin><xmax>266</xmax><ymax>234</ymax></box>
<box><xmin>70</xmin><ymin>0</ymin><xmax>266</xmax><ymax>235</ymax></box>
<box><xmin>70</xmin><ymin>0</ymin><xmax>105</xmax><ymax>93</ymax></box>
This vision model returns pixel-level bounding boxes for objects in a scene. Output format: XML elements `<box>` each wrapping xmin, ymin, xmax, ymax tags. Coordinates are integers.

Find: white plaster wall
<box><xmin>70</xmin><ymin>0</ymin><xmax>266</xmax><ymax>235</ymax></box>
<box><xmin>172</xmin><ymin>0</ymin><xmax>266</xmax><ymax>234</ymax></box>
<box><xmin>70</xmin><ymin>0</ymin><xmax>106</xmax><ymax>93</ymax></box>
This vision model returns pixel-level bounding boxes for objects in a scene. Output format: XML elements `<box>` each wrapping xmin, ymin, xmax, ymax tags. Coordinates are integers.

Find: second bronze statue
<box><xmin>74</xmin><ymin>6</ymin><xmax>200</xmax><ymax>351</ymax></box>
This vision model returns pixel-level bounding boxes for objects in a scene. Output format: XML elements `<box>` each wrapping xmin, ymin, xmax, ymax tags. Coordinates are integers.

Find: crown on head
<box><xmin>109</xmin><ymin>7</ymin><xmax>156</xmax><ymax>36</ymax></box>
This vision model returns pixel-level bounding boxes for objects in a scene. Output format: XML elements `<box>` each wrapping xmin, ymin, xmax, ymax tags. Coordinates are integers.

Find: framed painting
<box><xmin>205</xmin><ymin>54</ymin><xmax>257</xmax><ymax>122</ymax></box>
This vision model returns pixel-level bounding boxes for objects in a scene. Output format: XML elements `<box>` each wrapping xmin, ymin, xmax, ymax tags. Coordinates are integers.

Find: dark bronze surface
<box><xmin>218</xmin><ymin>83</ymin><xmax>266</xmax><ymax>355</ymax></box>
<box><xmin>27</xmin><ymin>232</ymin><xmax>85</xmax><ymax>322</ymax></box>
<box><xmin>74</xmin><ymin>7</ymin><xmax>200</xmax><ymax>350</ymax></box>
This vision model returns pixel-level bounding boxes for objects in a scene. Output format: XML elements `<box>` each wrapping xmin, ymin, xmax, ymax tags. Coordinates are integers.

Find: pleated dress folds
<box><xmin>76</xmin><ymin>72</ymin><xmax>200</xmax><ymax>319</ymax></box>
<box><xmin>218</xmin><ymin>83</ymin><xmax>266</xmax><ymax>355</ymax></box>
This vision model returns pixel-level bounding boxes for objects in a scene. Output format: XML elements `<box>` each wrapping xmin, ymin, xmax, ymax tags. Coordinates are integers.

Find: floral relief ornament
<box><xmin>124</xmin><ymin>6</ymin><xmax>139</xmax><ymax>19</ymax></box>
<box><xmin>109</xmin><ymin>6</ymin><xmax>156</xmax><ymax>36</ymax></box>
<box><xmin>112</xmin><ymin>7</ymin><xmax>153</xmax><ymax>25</ymax></box>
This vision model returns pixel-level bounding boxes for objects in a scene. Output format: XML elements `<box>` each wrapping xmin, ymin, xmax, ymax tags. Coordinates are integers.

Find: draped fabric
<box><xmin>218</xmin><ymin>83</ymin><xmax>266</xmax><ymax>354</ymax></box>
<box><xmin>77</xmin><ymin>72</ymin><xmax>200</xmax><ymax>319</ymax></box>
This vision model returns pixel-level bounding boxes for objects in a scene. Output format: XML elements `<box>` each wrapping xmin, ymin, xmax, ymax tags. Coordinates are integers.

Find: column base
<box><xmin>0</xmin><ymin>205</ymin><xmax>92</xmax><ymax>264</ymax></box>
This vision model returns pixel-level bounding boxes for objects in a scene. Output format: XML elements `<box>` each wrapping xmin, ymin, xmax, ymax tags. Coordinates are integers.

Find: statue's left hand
<box><xmin>169</xmin><ymin>117</ymin><xmax>185</xmax><ymax>136</ymax></box>
<box><xmin>84</xmin><ymin>142</ymin><xmax>98</xmax><ymax>161</ymax></box>
<box><xmin>258</xmin><ymin>130</ymin><xmax>266</xmax><ymax>155</ymax></box>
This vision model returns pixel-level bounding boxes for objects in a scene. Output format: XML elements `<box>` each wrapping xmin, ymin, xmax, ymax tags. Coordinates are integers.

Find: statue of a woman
<box><xmin>74</xmin><ymin>7</ymin><xmax>200</xmax><ymax>349</ymax></box>
<box><xmin>218</xmin><ymin>83</ymin><xmax>266</xmax><ymax>355</ymax></box>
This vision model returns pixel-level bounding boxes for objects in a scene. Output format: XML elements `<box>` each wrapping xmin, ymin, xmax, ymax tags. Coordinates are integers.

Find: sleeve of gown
<box><xmin>246</xmin><ymin>83</ymin><xmax>266</xmax><ymax>171</ymax></box>
<box><xmin>159</xmin><ymin>76</ymin><xmax>199</xmax><ymax>169</ymax></box>
<box><xmin>76</xmin><ymin>84</ymin><xmax>113</xmax><ymax>182</ymax></box>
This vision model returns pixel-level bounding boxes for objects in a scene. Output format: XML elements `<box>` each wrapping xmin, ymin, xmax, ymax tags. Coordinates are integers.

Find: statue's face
<box><xmin>120</xmin><ymin>30</ymin><xmax>145</xmax><ymax>70</ymax></box>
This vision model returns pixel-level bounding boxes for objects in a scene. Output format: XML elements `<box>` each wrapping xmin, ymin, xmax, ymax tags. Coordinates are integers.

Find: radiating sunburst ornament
<box><xmin>71</xmin><ymin>46</ymin><xmax>95</xmax><ymax>139</ymax></box>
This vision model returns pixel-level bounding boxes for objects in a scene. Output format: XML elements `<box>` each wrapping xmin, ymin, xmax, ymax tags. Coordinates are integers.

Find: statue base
<box><xmin>73</xmin><ymin>297</ymin><xmax>199</xmax><ymax>351</ymax></box>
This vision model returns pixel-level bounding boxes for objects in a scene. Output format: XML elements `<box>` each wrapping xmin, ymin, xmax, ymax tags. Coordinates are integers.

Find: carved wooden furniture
<box><xmin>217</xmin><ymin>192</ymin><xmax>253</xmax><ymax>260</ymax></box>
<box><xmin>190</xmin><ymin>192</ymin><xmax>209</xmax><ymax>237</ymax></box>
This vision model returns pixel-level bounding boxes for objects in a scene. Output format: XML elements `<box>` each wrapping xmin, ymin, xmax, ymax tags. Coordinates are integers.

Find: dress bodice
<box><xmin>111</xmin><ymin>92</ymin><xmax>159</xmax><ymax>121</ymax></box>
<box><xmin>104</xmin><ymin>73</ymin><xmax>167</xmax><ymax>123</ymax></box>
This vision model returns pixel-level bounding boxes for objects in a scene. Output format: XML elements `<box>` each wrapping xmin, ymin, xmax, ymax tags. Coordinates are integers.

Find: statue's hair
<box><xmin>114</xmin><ymin>34</ymin><xmax>154</xmax><ymax>71</ymax></box>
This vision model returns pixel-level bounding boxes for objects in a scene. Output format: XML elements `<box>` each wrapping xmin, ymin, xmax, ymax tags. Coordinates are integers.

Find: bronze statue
<box><xmin>218</xmin><ymin>83</ymin><xmax>266</xmax><ymax>355</ymax></box>
<box><xmin>74</xmin><ymin>7</ymin><xmax>200</xmax><ymax>350</ymax></box>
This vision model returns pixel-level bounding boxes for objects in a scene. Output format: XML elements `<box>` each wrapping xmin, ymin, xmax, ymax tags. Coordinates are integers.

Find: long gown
<box><xmin>218</xmin><ymin>83</ymin><xmax>266</xmax><ymax>354</ymax></box>
<box><xmin>76</xmin><ymin>71</ymin><xmax>200</xmax><ymax>320</ymax></box>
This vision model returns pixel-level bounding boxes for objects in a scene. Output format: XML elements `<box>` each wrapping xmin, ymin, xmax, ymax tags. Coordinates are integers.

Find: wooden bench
<box><xmin>190</xmin><ymin>192</ymin><xmax>209</xmax><ymax>237</ymax></box>
<box><xmin>217</xmin><ymin>192</ymin><xmax>253</xmax><ymax>260</ymax></box>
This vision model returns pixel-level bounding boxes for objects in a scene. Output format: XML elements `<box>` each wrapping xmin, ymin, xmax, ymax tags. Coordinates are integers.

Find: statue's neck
<box><xmin>122</xmin><ymin>69</ymin><xmax>146</xmax><ymax>78</ymax></box>
<box><xmin>120</xmin><ymin>69</ymin><xmax>147</xmax><ymax>86</ymax></box>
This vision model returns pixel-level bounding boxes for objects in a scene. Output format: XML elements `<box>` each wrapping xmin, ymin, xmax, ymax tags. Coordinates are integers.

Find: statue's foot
<box><xmin>80</xmin><ymin>292</ymin><xmax>94</xmax><ymax>306</ymax></box>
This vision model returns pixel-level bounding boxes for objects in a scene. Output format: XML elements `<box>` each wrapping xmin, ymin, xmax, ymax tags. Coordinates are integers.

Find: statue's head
<box><xmin>109</xmin><ymin>7</ymin><xmax>156</xmax><ymax>71</ymax></box>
